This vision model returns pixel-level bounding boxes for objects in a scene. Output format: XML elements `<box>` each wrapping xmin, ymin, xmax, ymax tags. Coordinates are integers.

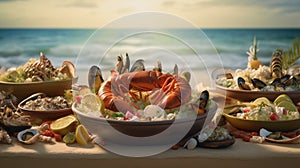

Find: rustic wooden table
<box><xmin>1</xmin><ymin>137</ymin><xmax>299</xmax><ymax>168</ymax></box>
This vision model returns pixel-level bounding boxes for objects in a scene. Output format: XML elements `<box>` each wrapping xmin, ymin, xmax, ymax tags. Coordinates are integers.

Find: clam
<box><xmin>251</xmin><ymin>78</ymin><xmax>267</xmax><ymax>89</ymax></box>
<box><xmin>237</xmin><ymin>77</ymin><xmax>251</xmax><ymax>90</ymax></box>
<box><xmin>17</xmin><ymin>128</ymin><xmax>40</xmax><ymax>144</ymax></box>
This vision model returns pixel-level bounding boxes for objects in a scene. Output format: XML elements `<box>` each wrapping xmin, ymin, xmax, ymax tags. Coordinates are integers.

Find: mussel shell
<box><xmin>199</xmin><ymin>90</ymin><xmax>209</xmax><ymax>109</ymax></box>
<box><xmin>130</xmin><ymin>59</ymin><xmax>145</xmax><ymax>72</ymax></box>
<box><xmin>271</xmin><ymin>78</ymin><xmax>285</xmax><ymax>87</ymax></box>
<box><xmin>88</xmin><ymin>66</ymin><xmax>104</xmax><ymax>92</ymax></box>
<box><xmin>237</xmin><ymin>77</ymin><xmax>251</xmax><ymax>90</ymax></box>
<box><xmin>251</xmin><ymin>78</ymin><xmax>267</xmax><ymax>89</ymax></box>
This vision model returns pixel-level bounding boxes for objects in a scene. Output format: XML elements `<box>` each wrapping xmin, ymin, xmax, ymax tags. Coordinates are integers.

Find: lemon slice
<box><xmin>253</xmin><ymin>97</ymin><xmax>271</xmax><ymax>106</ymax></box>
<box><xmin>50</xmin><ymin>115</ymin><xmax>78</xmax><ymax>136</ymax></box>
<box><xmin>75</xmin><ymin>124</ymin><xmax>90</xmax><ymax>146</ymax></box>
<box><xmin>78</xmin><ymin>93</ymin><xmax>104</xmax><ymax>116</ymax></box>
<box><xmin>276</xmin><ymin>100</ymin><xmax>298</xmax><ymax>112</ymax></box>
<box><xmin>274</xmin><ymin>94</ymin><xmax>293</xmax><ymax>105</ymax></box>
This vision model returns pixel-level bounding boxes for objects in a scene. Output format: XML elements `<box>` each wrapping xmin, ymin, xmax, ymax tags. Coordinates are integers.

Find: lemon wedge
<box><xmin>75</xmin><ymin>124</ymin><xmax>90</xmax><ymax>146</ymax></box>
<box><xmin>274</xmin><ymin>94</ymin><xmax>293</xmax><ymax>105</ymax></box>
<box><xmin>276</xmin><ymin>100</ymin><xmax>298</xmax><ymax>112</ymax></box>
<box><xmin>50</xmin><ymin>115</ymin><xmax>78</xmax><ymax>136</ymax></box>
<box><xmin>253</xmin><ymin>97</ymin><xmax>271</xmax><ymax>106</ymax></box>
<box><xmin>77</xmin><ymin>93</ymin><xmax>104</xmax><ymax>116</ymax></box>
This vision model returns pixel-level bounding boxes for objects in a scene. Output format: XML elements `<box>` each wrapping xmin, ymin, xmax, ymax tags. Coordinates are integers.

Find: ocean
<box><xmin>1</xmin><ymin>28</ymin><xmax>300</xmax><ymax>86</ymax></box>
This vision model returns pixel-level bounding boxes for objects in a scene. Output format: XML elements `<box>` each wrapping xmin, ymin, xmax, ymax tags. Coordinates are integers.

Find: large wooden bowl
<box><xmin>72</xmin><ymin>101</ymin><xmax>218</xmax><ymax>146</ymax></box>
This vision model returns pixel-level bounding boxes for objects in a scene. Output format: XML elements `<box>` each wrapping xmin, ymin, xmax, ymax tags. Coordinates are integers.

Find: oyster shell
<box><xmin>17</xmin><ymin>128</ymin><xmax>39</xmax><ymax>144</ymax></box>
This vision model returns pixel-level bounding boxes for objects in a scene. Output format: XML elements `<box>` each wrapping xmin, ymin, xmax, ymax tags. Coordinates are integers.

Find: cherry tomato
<box><xmin>243</xmin><ymin>108</ymin><xmax>250</xmax><ymax>113</ymax></box>
<box><xmin>54</xmin><ymin>133</ymin><xmax>62</xmax><ymax>142</ymax></box>
<box><xmin>269</xmin><ymin>113</ymin><xmax>279</xmax><ymax>121</ymax></box>
<box><xmin>282</xmin><ymin>109</ymin><xmax>287</xmax><ymax>115</ymax></box>
<box><xmin>240</xmin><ymin>134</ymin><xmax>251</xmax><ymax>142</ymax></box>
<box><xmin>43</xmin><ymin>130</ymin><xmax>55</xmax><ymax>137</ymax></box>
<box><xmin>250</xmin><ymin>132</ymin><xmax>259</xmax><ymax>137</ymax></box>
<box><xmin>171</xmin><ymin>144</ymin><xmax>179</xmax><ymax>150</ymax></box>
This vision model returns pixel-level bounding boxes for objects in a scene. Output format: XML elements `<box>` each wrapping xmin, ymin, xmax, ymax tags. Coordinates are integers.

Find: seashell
<box><xmin>259</xmin><ymin>128</ymin><xmax>273</xmax><ymax>137</ymax></box>
<box><xmin>88</xmin><ymin>65</ymin><xmax>104</xmax><ymax>93</ymax></box>
<box><xmin>17</xmin><ymin>128</ymin><xmax>40</xmax><ymax>145</ymax></box>
<box><xmin>199</xmin><ymin>90</ymin><xmax>209</xmax><ymax>109</ymax></box>
<box><xmin>121</xmin><ymin>53</ymin><xmax>130</xmax><ymax>74</ymax></box>
<box><xmin>59</xmin><ymin>61</ymin><xmax>76</xmax><ymax>78</ymax></box>
<box><xmin>237</xmin><ymin>77</ymin><xmax>251</xmax><ymax>90</ymax></box>
<box><xmin>116</xmin><ymin>55</ymin><xmax>124</xmax><ymax>74</ymax></box>
<box><xmin>172</xmin><ymin>64</ymin><xmax>178</xmax><ymax>75</ymax></box>
<box><xmin>130</xmin><ymin>59</ymin><xmax>145</xmax><ymax>72</ymax></box>
<box><xmin>181</xmin><ymin>71</ymin><xmax>191</xmax><ymax>82</ymax></box>
<box><xmin>251</xmin><ymin>78</ymin><xmax>267</xmax><ymax>89</ymax></box>
<box><xmin>184</xmin><ymin>137</ymin><xmax>198</xmax><ymax>150</ymax></box>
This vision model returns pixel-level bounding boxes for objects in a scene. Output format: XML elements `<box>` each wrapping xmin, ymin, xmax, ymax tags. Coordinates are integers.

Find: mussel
<box><xmin>251</xmin><ymin>78</ymin><xmax>267</xmax><ymax>89</ymax></box>
<box><xmin>237</xmin><ymin>77</ymin><xmax>251</xmax><ymax>90</ymax></box>
<box><xmin>88</xmin><ymin>65</ymin><xmax>104</xmax><ymax>93</ymax></box>
<box><xmin>199</xmin><ymin>90</ymin><xmax>209</xmax><ymax>109</ymax></box>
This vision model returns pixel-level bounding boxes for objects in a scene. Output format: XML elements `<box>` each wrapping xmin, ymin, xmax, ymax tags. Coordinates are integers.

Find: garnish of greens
<box><xmin>282</xmin><ymin>38</ymin><xmax>300</xmax><ymax>70</ymax></box>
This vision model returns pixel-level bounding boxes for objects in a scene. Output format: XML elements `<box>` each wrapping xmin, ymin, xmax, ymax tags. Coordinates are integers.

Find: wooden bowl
<box><xmin>216</xmin><ymin>85</ymin><xmax>300</xmax><ymax>104</ymax></box>
<box><xmin>223</xmin><ymin>104</ymin><xmax>300</xmax><ymax>132</ymax></box>
<box><xmin>0</xmin><ymin>78</ymin><xmax>76</xmax><ymax>103</ymax></box>
<box><xmin>18</xmin><ymin>93</ymin><xmax>73</xmax><ymax>125</ymax></box>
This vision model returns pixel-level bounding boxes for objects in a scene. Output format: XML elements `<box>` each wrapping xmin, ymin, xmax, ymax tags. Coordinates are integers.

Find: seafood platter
<box><xmin>214</xmin><ymin>38</ymin><xmax>300</xmax><ymax>103</ymax></box>
<box><xmin>72</xmin><ymin>54</ymin><xmax>221</xmax><ymax>146</ymax></box>
<box><xmin>213</xmin><ymin>37</ymin><xmax>300</xmax><ymax>144</ymax></box>
<box><xmin>0</xmin><ymin>52</ymin><xmax>77</xmax><ymax>102</ymax></box>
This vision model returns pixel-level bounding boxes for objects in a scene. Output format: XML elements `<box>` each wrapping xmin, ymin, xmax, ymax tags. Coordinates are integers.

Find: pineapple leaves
<box><xmin>282</xmin><ymin>38</ymin><xmax>300</xmax><ymax>70</ymax></box>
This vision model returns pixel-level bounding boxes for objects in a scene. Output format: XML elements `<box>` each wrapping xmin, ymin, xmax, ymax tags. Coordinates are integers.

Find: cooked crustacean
<box><xmin>88</xmin><ymin>53</ymin><xmax>192</xmax><ymax>113</ymax></box>
<box><xmin>0</xmin><ymin>91</ymin><xmax>31</xmax><ymax>127</ymax></box>
<box><xmin>270</xmin><ymin>49</ymin><xmax>284</xmax><ymax>79</ymax></box>
<box><xmin>0</xmin><ymin>52</ymin><xmax>76</xmax><ymax>82</ymax></box>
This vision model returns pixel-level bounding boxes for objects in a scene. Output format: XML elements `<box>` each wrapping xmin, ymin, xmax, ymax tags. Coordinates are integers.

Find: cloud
<box><xmin>62</xmin><ymin>0</ymin><xmax>98</xmax><ymax>8</ymax></box>
<box><xmin>161</xmin><ymin>0</ymin><xmax>176</xmax><ymax>7</ymax></box>
<box><xmin>193</xmin><ymin>0</ymin><xmax>300</xmax><ymax>13</ymax></box>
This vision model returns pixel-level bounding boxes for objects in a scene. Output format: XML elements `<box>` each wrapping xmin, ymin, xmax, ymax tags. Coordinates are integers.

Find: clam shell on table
<box><xmin>259</xmin><ymin>128</ymin><xmax>300</xmax><ymax>144</ymax></box>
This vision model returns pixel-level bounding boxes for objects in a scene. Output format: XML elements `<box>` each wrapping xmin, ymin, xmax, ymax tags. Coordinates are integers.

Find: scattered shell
<box><xmin>17</xmin><ymin>129</ymin><xmax>39</xmax><ymax>144</ymax></box>
<box><xmin>184</xmin><ymin>138</ymin><xmax>198</xmax><ymax>150</ymax></box>
<box><xmin>259</xmin><ymin>128</ymin><xmax>273</xmax><ymax>137</ymax></box>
